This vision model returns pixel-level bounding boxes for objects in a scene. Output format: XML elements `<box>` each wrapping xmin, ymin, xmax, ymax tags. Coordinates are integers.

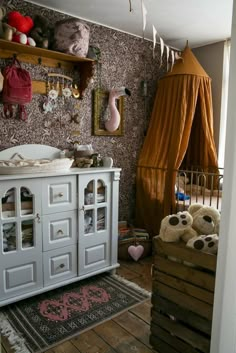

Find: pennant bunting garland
<box><xmin>152</xmin><ymin>25</ymin><xmax>157</xmax><ymax>58</ymax></box>
<box><xmin>159</xmin><ymin>37</ymin><xmax>164</xmax><ymax>67</ymax></box>
<box><xmin>141</xmin><ymin>0</ymin><xmax>147</xmax><ymax>36</ymax></box>
<box><xmin>129</xmin><ymin>0</ymin><xmax>132</xmax><ymax>12</ymax></box>
<box><xmin>175</xmin><ymin>51</ymin><xmax>183</xmax><ymax>61</ymax></box>
<box><xmin>171</xmin><ymin>50</ymin><xmax>175</xmax><ymax>71</ymax></box>
<box><xmin>166</xmin><ymin>45</ymin><xmax>170</xmax><ymax>70</ymax></box>
<box><xmin>137</xmin><ymin>0</ymin><xmax>179</xmax><ymax>71</ymax></box>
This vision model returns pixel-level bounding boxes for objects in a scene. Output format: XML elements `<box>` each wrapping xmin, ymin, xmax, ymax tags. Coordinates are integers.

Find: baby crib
<box><xmin>175</xmin><ymin>167</ymin><xmax>223</xmax><ymax>212</ymax></box>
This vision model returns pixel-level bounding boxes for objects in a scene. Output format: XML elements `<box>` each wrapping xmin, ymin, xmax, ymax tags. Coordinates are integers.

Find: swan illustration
<box><xmin>105</xmin><ymin>87</ymin><xmax>131</xmax><ymax>132</ymax></box>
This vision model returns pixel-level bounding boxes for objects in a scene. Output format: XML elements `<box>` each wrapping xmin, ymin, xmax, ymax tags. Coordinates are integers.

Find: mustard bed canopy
<box><xmin>135</xmin><ymin>46</ymin><xmax>218</xmax><ymax>235</ymax></box>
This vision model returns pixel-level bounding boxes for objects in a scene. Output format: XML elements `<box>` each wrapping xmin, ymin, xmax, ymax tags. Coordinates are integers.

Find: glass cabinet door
<box><xmin>83</xmin><ymin>179</ymin><xmax>107</xmax><ymax>234</ymax></box>
<box><xmin>0</xmin><ymin>179</ymin><xmax>43</xmax><ymax>301</ymax></box>
<box><xmin>1</xmin><ymin>185</ymin><xmax>36</xmax><ymax>253</ymax></box>
<box><xmin>78</xmin><ymin>174</ymin><xmax>111</xmax><ymax>276</ymax></box>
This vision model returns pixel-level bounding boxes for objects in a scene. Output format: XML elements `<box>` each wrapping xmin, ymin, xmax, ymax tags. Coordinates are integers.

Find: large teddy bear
<box><xmin>186</xmin><ymin>234</ymin><xmax>219</xmax><ymax>254</ymax></box>
<box><xmin>159</xmin><ymin>211</ymin><xmax>198</xmax><ymax>243</ymax></box>
<box><xmin>188</xmin><ymin>203</ymin><xmax>220</xmax><ymax>235</ymax></box>
<box><xmin>186</xmin><ymin>203</ymin><xmax>220</xmax><ymax>254</ymax></box>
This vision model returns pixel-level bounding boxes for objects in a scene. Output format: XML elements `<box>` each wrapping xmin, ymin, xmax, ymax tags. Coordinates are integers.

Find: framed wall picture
<box><xmin>93</xmin><ymin>88</ymin><xmax>124</xmax><ymax>136</ymax></box>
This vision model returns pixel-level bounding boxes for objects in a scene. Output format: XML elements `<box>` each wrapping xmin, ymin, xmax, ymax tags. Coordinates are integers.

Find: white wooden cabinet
<box><xmin>0</xmin><ymin>168</ymin><xmax>120</xmax><ymax>307</ymax></box>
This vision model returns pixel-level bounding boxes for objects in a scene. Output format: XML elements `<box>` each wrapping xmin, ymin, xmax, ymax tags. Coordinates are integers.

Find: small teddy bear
<box><xmin>0</xmin><ymin>69</ymin><xmax>3</xmax><ymax>93</ymax></box>
<box><xmin>0</xmin><ymin>6</ymin><xmax>6</xmax><ymax>38</ymax></box>
<box><xmin>72</xmin><ymin>157</ymin><xmax>93</xmax><ymax>168</ymax></box>
<box><xmin>186</xmin><ymin>234</ymin><xmax>219</xmax><ymax>255</ymax></box>
<box><xmin>175</xmin><ymin>174</ymin><xmax>189</xmax><ymax>193</ymax></box>
<box><xmin>0</xmin><ymin>7</ymin><xmax>17</xmax><ymax>41</ymax></box>
<box><xmin>29</xmin><ymin>15</ymin><xmax>53</xmax><ymax>49</ymax></box>
<box><xmin>159</xmin><ymin>211</ymin><xmax>198</xmax><ymax>243</ymax></box>
<box><xmin>188</xmin><ymin>203</ymin><xmax>220</xmax><ymax>236</ymax></box>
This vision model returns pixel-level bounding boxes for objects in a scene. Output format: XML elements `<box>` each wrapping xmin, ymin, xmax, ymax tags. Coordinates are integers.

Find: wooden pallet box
<box><xmin>150</xmin><ymin>236</ymin><xmax>217</xmax><ymax>353</ymax></box>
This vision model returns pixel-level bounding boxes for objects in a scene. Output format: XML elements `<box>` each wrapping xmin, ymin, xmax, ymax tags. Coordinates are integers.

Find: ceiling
<box><xmin>27</xmin><ymin>0</ymin><xmax>233</xmax><ymax>49</ymax></box>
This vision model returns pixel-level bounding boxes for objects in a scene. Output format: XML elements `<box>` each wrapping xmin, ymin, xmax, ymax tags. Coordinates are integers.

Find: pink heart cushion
<box><xmin>128</xmin><ymin>245</ymin><xmax>144</xmax><ymax>262</ymax></box>
<box><xmin>8</xmin><ymin>11</ymin><xmax>34</xmax><ymax>34</ymax></box>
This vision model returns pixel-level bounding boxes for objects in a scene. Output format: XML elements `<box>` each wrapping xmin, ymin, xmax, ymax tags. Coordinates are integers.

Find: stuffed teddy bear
<box><xmin>175</xmin><ymin>174</ymin><xmax>189</xmax><ymax>193</ymax></box>
<box><xmin>7</xmin><ymin>11</ymin><xmax>36</xmax><ymax>46</ymax></box>
<box><xmin>186</xmin><ymin>234</ymin><xmax>219</xmax><ymax>255</ymax></box>
<box><xmin>0</xmin><ymin>6</ymin><xmax>6</xmax><ymax>38</ymax></box>
<box><xmin>29</xmin><ymin>15</ymin><xmax>53</xmax><ymax>49</ymax></box>
<box><xmin>159</xmin><ymin>211</ymin><xmax>198</xmax><ymax>243</ymax></box>
<box><xmin>175</xmin><ymin>174</ymin><xmax>190</xmax><ymax>201</ymax></box>
<box><xmin>188</xmin><ymin>203</ymin><xmax>220</xmax><ymax>236</ymax></box>
<box><xmin>72</xmin><ymin>157</ymin><xmax>93</xmax><ymax>168</ymax></box>
<box><xmin>0</xmin><ymin>7</ymin><xmax>16</xmax><ymax>41</ymax></box>
<box><xmin>0</xmin><ymin>69</ymin><xmax>3</xmax><ymax>93</ymax></box>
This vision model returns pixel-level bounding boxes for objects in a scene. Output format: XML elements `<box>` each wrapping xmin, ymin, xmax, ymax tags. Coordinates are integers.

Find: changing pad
<box><xmin>0</xmin><ymin>158</ymin><xmax>73</xmax><ymax>174</ymax></box>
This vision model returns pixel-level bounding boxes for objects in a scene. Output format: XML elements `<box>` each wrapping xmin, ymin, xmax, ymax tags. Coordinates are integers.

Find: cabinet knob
<box><xmin>57</xmin><ymin>229</ymin><xmax>64</xmax><ymax>235</ymax></box>
<box><xmin>59</xmin><ymin>192</ymin><xmax>64</xmax><ymax>197</ymax></box>
<box><xmin>59</xmin><ymin>263</ymin><xmax>65</xmax><ymax>269</ymax></box>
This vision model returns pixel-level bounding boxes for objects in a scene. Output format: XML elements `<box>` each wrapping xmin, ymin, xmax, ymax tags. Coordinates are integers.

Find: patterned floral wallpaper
<box><xmin>0</xmin><ymin>0</ymin><xmax>167</xmax><ymax>223</ymax></box>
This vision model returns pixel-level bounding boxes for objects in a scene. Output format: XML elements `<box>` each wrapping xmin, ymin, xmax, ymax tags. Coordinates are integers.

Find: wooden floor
<box><xmin>1</xmin><ymin>256</ymin><xmax>158</xmax><ymax>353</ymax></box>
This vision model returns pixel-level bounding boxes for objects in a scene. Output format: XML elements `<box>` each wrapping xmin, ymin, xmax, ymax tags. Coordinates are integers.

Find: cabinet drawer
<box><xmin>42</xmin><ymin>176</ymin><xmax>77</xmax><ymax>214</ymax></box>
<box><xmin>43</xmin><ymin>210</ymin><xmax>77</xmax><ymax>251</ymax></box>
<box><xmin>43</xmin><ymin>246</ymin><xmax>77</xmax><ymax>286</ymax></box>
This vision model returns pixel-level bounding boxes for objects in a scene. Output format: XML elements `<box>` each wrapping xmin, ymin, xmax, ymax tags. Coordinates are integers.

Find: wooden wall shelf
<box><xmin>0</xmin><ymin>39</ymin><xmax>95</xmax><ymax>98</ymax></box>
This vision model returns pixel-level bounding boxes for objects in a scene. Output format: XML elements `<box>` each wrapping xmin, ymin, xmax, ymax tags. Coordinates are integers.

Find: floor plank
<box><xmin>129</xmin><ymin>299</ymin><xmax>152</xmax><ymax>323</ymax></box>
<box><xmin>117</xmin><ymin>258</ymin><xmax>153</xmax><ymax>291</ymax></box>
<box><xmin>44</xmin><ymin>340</ymin><xmax>81</xmax><ymax>353</ymax></box>
<box><xmin>94</xmin><ymin>320</ymin><xmax>154</xmax><ymax>353</ymax></box>
<box><xmin>113</xmin><ymin>310</ymin><xmax>152</xmax><ymax>348</ymax></box>
<box><xmin>0</xmin><ymin>342</ymin><xmax>7</xmax><ymax>353</ymax></box>
<box><xmin>1</xmin><ymin>336</ymin><xmax>14</xmax><ymax>353</ymax></box>
<box><xmin>71</xmin><ymin>330</ymin><xmax>116</xmax><ymax>353</ymax></box>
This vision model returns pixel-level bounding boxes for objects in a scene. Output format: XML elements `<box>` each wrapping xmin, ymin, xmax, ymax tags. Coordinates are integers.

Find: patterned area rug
<box><xmin>0</xmin><ymin>273</ymin><xmax>150</xmax><ymax>353</ymax></box>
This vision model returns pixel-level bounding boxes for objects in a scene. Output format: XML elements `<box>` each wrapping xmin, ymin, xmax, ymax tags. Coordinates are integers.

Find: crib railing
<box><xmin>176</xmin><ymin>167</ymin><xmax>223</xmax><ymax>212</ymax></box>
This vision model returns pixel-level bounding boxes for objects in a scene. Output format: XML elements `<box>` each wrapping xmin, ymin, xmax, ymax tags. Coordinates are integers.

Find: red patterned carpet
<box><xmin>0</xmin><ymin>273</ymin><xmax>150</xmax><ymax>353</ymax></box>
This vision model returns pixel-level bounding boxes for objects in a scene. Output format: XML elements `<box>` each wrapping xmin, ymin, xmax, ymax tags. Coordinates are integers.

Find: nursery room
<box><xmin>0</xmin><ymin>0</ymin><xmax>235</xmax><ymax>352</ymax></box>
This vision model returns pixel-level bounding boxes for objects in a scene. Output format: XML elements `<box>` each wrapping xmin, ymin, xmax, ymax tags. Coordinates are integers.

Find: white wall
<box><xmin>210</xmin><ymin>0</ymin><xmax>236</xmax><ymax>351</ymax></box>
<box><xmin>193</xmin><ymin>42</ymin><xmax>225</xmax><ymax>164</ymax></box>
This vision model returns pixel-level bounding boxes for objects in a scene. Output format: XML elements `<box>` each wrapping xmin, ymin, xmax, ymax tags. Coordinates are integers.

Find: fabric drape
<box><xmin>135</xmin><ymin>47</ymin><xmax>218</xmax><ymax>236</ymax></box>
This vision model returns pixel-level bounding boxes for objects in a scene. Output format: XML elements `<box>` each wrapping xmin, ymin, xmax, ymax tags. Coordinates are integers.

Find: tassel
<box><xmin>0</xmin><ymin>312</ymin><xmax>30</xmax><ymax>353</ymax></box>
<box><xmin>3</xmin><ymin>104</ymin><xmax>13</xmax><ymax>119</ymax></box>
<box><xmin>19</xmin><ymin>105</ymin><xmax>27</xmax><ymax>122</ymax></box>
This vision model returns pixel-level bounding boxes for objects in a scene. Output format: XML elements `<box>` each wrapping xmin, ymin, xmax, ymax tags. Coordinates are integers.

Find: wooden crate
<box><xmin>150</xmin><ymin>236</ymin><xmax>217</xmax><ymax>353</ymax></box>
